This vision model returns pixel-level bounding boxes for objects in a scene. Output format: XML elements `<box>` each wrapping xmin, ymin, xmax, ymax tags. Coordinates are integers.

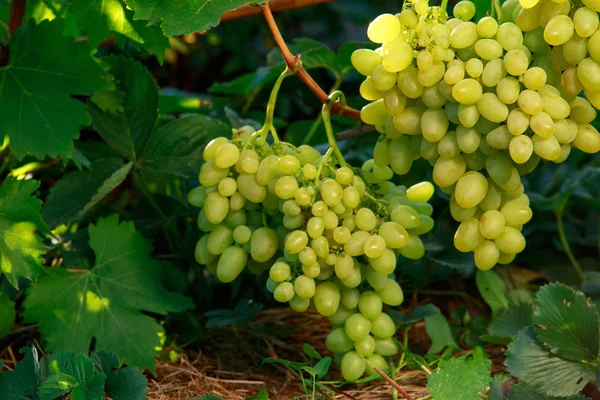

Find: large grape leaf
<box><xmin>23</xmin><ymin>215</ymin><xmax>194</xmax><ymax>371</ymax></box>
<box><xmin>90</xmin><ymin>55</ymin><xmax>231</xmax><ymax>179</ymax></box>
<box><xmin>41</xmin><ymin>158</ymin><xmax>133</xmax><ymax>228</ymax></box>
<box><xmin>0</xmin><ymin>19</ymin><xmax>113</xmax><ymax>160</ymax></box>
<box><xmin>427</xmin><ymin>347</ymin><xmax>492</xmax><ymax>400</ymax></box>
<box><xmin>0</xmin><ymin>178</ymin><xmax>48</xmax><ymax>289</ymax></box>
<box><xmin>505</xmin><ymin>328</ymin><xmax>596</xmax><ymax>397</ymax></box>
<box><xmin>533</xmin><ymin>283</ymin><xmax>600</xmax><ymax>362</ymax></box>
<box><xmin>127</xmin><ymin>0</ymin><xmax>267</xmax><ymax>36</ymax></box>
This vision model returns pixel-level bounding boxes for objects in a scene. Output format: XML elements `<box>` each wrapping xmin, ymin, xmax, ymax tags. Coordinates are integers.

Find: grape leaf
<box><xmin>23</xmin><ymin>215</ymin><xmax>194</xmax><ymax>371</ymax></box>
<box><xmin>507</xmin><ymin>384</ymin><xmax>591</xmax><ymax>400</ymax></box>
<box><xmin>505</xmin><ymin>327</ymin><xmax>596</xmax><ymax>397</ymax></box>
<box><xmin>0</xmin><ymin>294</ymin><xmax>15</xmax><ymax>338</ymax></box>
<box><xmin>0</xmin><ymin>178</ymin><xmax>48</xmax><ymax>289</ymax></box>
<box><xmin>476</xmin><ymin>270</ymin><xmax>509</xmax><ymax>316</ymax></box>
<box><xmin>91</xmin><ymin>351</ymin><xmax>148</xmax><ymax>400</ymax></box>
<box><xmin>42</xmin><ymin>158</ymin><xmax>133</xmax><ymax>228</ymax></box>
<box><xmin>0</xmin><ymin>347</ymin><xmax>41</xmax><ymax>399</ymax></box>
<box><xmin>425</xmin><ymin>311</ymin><xmax>459</xmax><ymax>354</ymax></box>
<box><xmin>0</xmin><ymin>19</ymin><xmax>113</xmax><ymax>159</ymax></box>
<box><xmin>127</xmin><ymin>0</ymin><xmax>267</xmax><ymax>36</ymax></box>
<box><xmin>532</xmin><ymin>283</ymin><xmax>600</xmax><ymax>362</ymax></box>
<box><xmin>427</xmin><ymin>347</ymin><xmax>492</xmax><ymax>400</ymax></box>
<box><xmin>487</xmin><ymin>301</ymin><xmax>533</xmax><ymax>340</ymax></box>
<box><xmin>38</xmin><ymin>351</ymin><xmax>105</xmax><ymax>400</ymax></box>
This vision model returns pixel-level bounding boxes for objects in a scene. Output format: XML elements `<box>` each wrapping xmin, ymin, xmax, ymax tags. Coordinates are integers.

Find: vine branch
<box><xmin>221</xmin><ymin>0</ymin><xmax>336</xmax><ymax>22</ymax></box>
<box><xmin>261</xmin><ymin>3</ymin><xmax>361</xmax><ymax>121</ymax></box>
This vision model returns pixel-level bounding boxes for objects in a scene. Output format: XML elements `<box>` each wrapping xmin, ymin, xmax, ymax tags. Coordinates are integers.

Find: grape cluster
<box><xmin>190</xmin><ymin>126</ymin><xmax>436</xmax><ymax>381</ymax></box>
<box><xmin>353</xmin><ymin>0</ymin><xmax>600</xmax><ymax>271</ymax></box>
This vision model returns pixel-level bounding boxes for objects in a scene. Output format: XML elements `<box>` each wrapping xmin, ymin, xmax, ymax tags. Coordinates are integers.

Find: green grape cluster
<box><xmin>190</xmin><ymin>126</ymin><xmax>436</xmax><ymax>381</ymax></box>
<box><xmin>353</xmin><ymin>0</ymin><xmax>600</xmax><ymax>271</ymax></box>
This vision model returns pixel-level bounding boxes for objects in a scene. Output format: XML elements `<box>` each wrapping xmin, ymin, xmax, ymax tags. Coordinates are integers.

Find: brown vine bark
<box><xmin>221</xmin><ymin>0</ymin><xmax>337</xmax><ymax>22</ymax></box>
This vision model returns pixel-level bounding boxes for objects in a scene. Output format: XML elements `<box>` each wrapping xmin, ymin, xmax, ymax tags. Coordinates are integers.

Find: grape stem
<box><xmin>260</xmin><ymin>3</ymin><xmax>361</xmax><ymax>121</ymax></box>
<box><xmin>440</xmin><ymin>0</ymin><xmax>448</xmax><ymax>20</ymax></box>
<box><xmin>555</xmin><ymin>207</ymin><xmax>586</xmax><ymax>283</ymax></box>
<box><xmin>259</xmin><ymin>66</ymin><xmax>294</xmax><ymax>144</ymax></box>
<box><xmin>322</xmin><ymin>91</ymin><xmax>348</xmax><ymax>167</ymax></box>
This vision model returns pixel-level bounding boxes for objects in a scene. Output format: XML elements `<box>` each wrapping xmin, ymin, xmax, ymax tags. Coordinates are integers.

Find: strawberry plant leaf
<box><xmin>0</xmin><ymin>19</ymin><xmax>113</xmax><ymax>160</ymax></box>
<box><xmin>505</xmin><ymin>327</ymin><xmax>596</xmax><ymax>397</ymax></box>
<box><xmin>42</xmin><ymin>158</ymin><xmax>133</xmax><ymax>228</ymax></box>
<box><xmin>23</xmin><ymin>215</ymin><xmax>194</xmax><ymax>371</ymax></box>
<box><xmin>476</xmin><ymin>269</ymin><xmax>509</xmax><ymax>316</ymax></box>
<box><xmin>91</xmin><ymin>351</ymin><xmax>148</xmax><ymax>400</ymax></box>
<box><xmin>532</xmin><ymin>283</ymin><xmax>600</xmax><ymax>362</ymax></box>
<box><xmin>0</xmin><ymin>294</ymin><xmax>15</xmax><ymax>338</ymax></box>
<box><xmin>507</xmin><ymin>384</ymin><xmax>591</xmax><ymax>400</ymax></box>
<box><xmin>0</xmin><ymin>347</ymin><xmax>41</xmax><ymax>399</ymax></box>
<box><xmin>487</xmin><ymin>301</ymin><xmax>533</xmax><ymax>341</ymax></box>
<box><xmin>427</xmin><ymin>347</ymin><xmax>492</xmax><ymax>400</ymax></box>
<box><xmin>302</xmin><ymin>343</ymin><xmax>322</xmax><ymax>360</ymax></box>
<box><xmin>247</xmin><ymin>387</ymin><xmax>269</xmax><ymax>400</ymax></box>
<box><xmin>0</xmin><ymin>178</ymin><xmax>48</xmax><ymax>289</ymax></box>
<box><xmin>126</xmin><ymin>0</ymin><xmax>268</xmax><ymax>36</ymax></box>
<box><xmin>38</xmin><ymin>351</ymin><xmax>105</xmax><ymax>400</ymax></box>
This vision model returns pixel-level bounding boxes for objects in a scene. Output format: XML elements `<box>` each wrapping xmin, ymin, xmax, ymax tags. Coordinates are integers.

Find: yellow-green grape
<box><xmin>433</xmin><ymin>155</ymin><xmax>467</xmax><ymax>188</ymax></box>
<box><xmin>454</xmin><ymin>171</ymin><xmax>488</xmax><ymax>209</ymax></box>
<box><xmin>369</xmin><ymin>248</ymin><xmax>396</xmax><ymax>274</ymax></box>
<box><xmin>444</xmin><ymin>64</ymin><xmax>465</xmax><ymax>85</ymax></box>
<box><xmin>452</xmin><ymin>79</ymin><xmax>483</xmax><ymax>105</ymax></box>
<box><xmin>450</xmin><ymin>22</ymin><xmax>478</xmax><ymax>49</ymax></box>
<box><xmin>373</xmin><ymin>337</ymin><xmax>399</xmax><ymax>356</ymax></box>
<box><xmin>312</xmin><ymin>200</ymin><xmax>328</xmax><ymax>217</ymax></box>
<box><xmin>345</xmin><ymin>313</ymin><xmax>372</xmax><ymax>343</ymax></box>
<box><xmin>563</xmin><ymin>34</ymin><xmax>589</xmax><ymax>65</ymax></box>
<box><xmin>335</xmin><ymin>166</ymin><xmax>354</xmax><ymax>185</ymax></box>
<box><xmin>399</xmin><ymin>9</ymin><xmax>418</xmax><ymax>28</ymax></box>
<box><xmin>249</xmin><ymin>227</ymin><xmax>278</xmax><ymax>262</ymax></box>
<box><xmin>478</xmin><ymin>92</ymin><xmax>509</xmax><ymax>123</ymax></box>
<box><xmin>256</xmin><ymin>155</ymin><xmax>279</xmax><ymax>185</ymax></box>
<box><xmin>421</xmin><ymin>108</ymin><xmax>449</xmax><ymax>142</ymax></box>
<box><xmin>474</xmin><ymin>240</ymin><xmax>500</xmax><ymax>270</ymax></box>
<box><xmin>396</xmin><ymin>67</ymin><xmax>424</xmax><ymax>99</ymax></box>
<box><xmin>333</xmin><ymin>227</ymin><xmax>351</xmax><ymax>245</ymax></box>
<box><xmin>320</xmin><ymin>179</ymin><xmax>343</xmax><ymax>207</ymax></box>
<box><xmin>589</xmin><ymin>31</ymin><xmax>600</xmax><ymax>63</ymax></box>
<box><xmin>363</xmin><ymin>234</ymin><xmax>387</xmax><ymax>258</ymax></box>
<box><xmin>465</xmin><ymin>58</ymin><xmax>484</xmax><ymax>78</ymax></box>
<box><xmin>454</xmin><ymin>0</ymin><xmax>476</xmax><ymax>20</ymax></box>
<box><xmin>214</xmin><ymin>143</ymin><xmax>240</xmax><ymax>169</ymax></box>
<box><xmin>216</xmin><ymin>246</ymin><xmax>248</xmax><ymax>283</ymax></box>
<box><xmin>383</xmin><ymin>87</ymin><xmax>407</xmax><ymax>116</ymax></box>
<box><xmin>204</xmin><ymin>192</ymin><xmax>229</xmax><ymax>224</ymax></box>
<box><xmin>393</xmin><ymin>107</ymin><xmax>422</xmax><ymax>135</ymax></box>
<box><xmin>390</xmin><ymin>205</ymin><xmax>421</xmax><ymax>229</ymax></box>
<box><xmin>398</xmin><ymin>236</ymin><xmax>425</xmax><ymax>259</ymax></box>
<box><xmin>572</xmin><ymin>124</ymin><xmax>600</xmax><ymax>153</ymax></box>
<box><xmin>515</xmin><ymin>5</ymin><xmax>541</xmax><ymax>32</ymax></box>
<box><xmin>487</xmin><ymin>126</ymin><xmax>512</xmax><ymax>149</ymax></box>
<box><xmin>352</xmin><ymin>49</ymin><xmax>383</xmax><ymax>76</ymax></box>
<box><xmin>368</xmin><ymin>13</ymin><xmax>401</xmax><ymax>43</ymax></box>
<box><xmin>365</xmin><ymin>354</ymin><xmax>389</xmax><ymax>376</ymax></box>
<box><xmin>503</xmin><ymin>49</ymin><xmax>529</xmax><ymax>76</ymax></box>
<box><xmin>479</xmin><ymin>210</ymin><xmax>506</xmax><ymax>239</ymax></box>
<box><xmin>573</xmin><ymin>7</ymin><xmax>599</xmax><ymax>37</ymax></box>
<box><xmin>323</xmin><ymin>210</ymin><xmax>339</xmax><ymax>230</ymax></box>
<box><xmin>509</xmin><ymin>135</ymin><xmax>534</xmax><ymax>164</ymax></box>
<box><xmin>233</xmin><ymin>225</ymin><xmax>252</xmax><ymax>244</ymax></box>
<box><xmin>299</xmin><ymin>247</ymin><xmax>317</xmax><ymax>266</ymax></box>
<box><xmin>341</xmin><ymin>351</ymin><xmax>366</xmax><ymax>382</ymax></box>
<box><xmin>301</xmin><ymin>164</ymin><xmax>317</xmax><ymax>181</ymax></box>
<box><xmin>282</xmin><ymin>200</ymin><xmax>301</xmax><ymax>217</ymax></box>
<box><xmin>274</xmin><ymin>281</ymin><xmax>295</xmax><ymax>303</ymax></box>
<box><xmin>195</xmin><ymin>235</ymin><xmax>216</xmax><ymax>265</ymax></box>
<box><xmin>454</xmin><ymin>218</ymin><xmax>485</xmax><ymax>252</ymax></box>
<box><xmin>475</xmin><ymin>39</ymin><xmax>504</xmax><ymax>60</ymax></box>
<box><xmin>408</xmin><ymin>215</ymin><xmax>435</xmax><ymax>235</ymax></box>
<box><xmin>501</xmin><ymin>202</ymin><xmax>533</xmax><ymax>227</ymax></box>
<box><xmin>203</xmin><ymin>137</ymin><xmax>228</xmax><ymax>161</ymax></box>
<box><xmin>358</xmin><ymin>291</ymin><xmax>383</xmax><ymax>319</ymax></box>
<box><xmin>289</xmin><ymin>295</ymin><xmax>310</xmax><ymax>312</ymax></box>
<box><xmin>329</xmin><ymin>304</ymin><xmax>354</xmax><ymax>325</ymax></box>
<box><xmin>507</xmin><ymin>109</ymin><xmax>530</xmax><ymax>136</ymax></box>
<box><xmin>188</xmin><ymin>186</ymin><xmax>207</xmax><ymax>208</ymax></box>
<box><xmin>312</xmin><ymin>237</ymin><xmax>329</xmax><ymax>259</ymax></box>
<box><xmin>302</xmin><ymin>262</ymin><xmax>321</xmax><ymax>279</ymax></box>
<box><xmin>532</xmin><ymin>134</ymin><xmax>561</xmax><ymax>160</ymax></box>
<box><xmin>450</xmin><ymin>196</ymin><xmax>477</xmax><ymax>222</ymax></box>
<box><xmin>519</xmin><ymin>0</ymin><xmax>540</xmax><ymax>9</ymax></box>
<box><xmin>477</xmin><ymin>17</ymin><xmax>499</xmax><ymax>38</ymax></box>
<box><xmin>370</xmin><ymin>313</ymin><xmax>395</xmax><ymax>339</ymax></box>
<box><xmin>553</xmin><ymin>119</ymin><xmax>578</xmax><ymax>144</ymax></box>
<box><xmin>360</xmin><ymin>77</ymin><xmax>384</xmax><ymax>101</ymax></box>
<box><xmin>372</xmin><ymin>65</ymin><xmax>397</xmax><ymax>92</ymax></box>
<box><xmin>495</xmin><ymin>226</ymin><xmax>526</xmax><ymax>253</ymax></box>
<box><xmin>356</xmin><ymin>208</ymin><xmax>378</xmax><ymax>231</ymax></box>
<box><xmin>497</xmin><ymin>22</ymin><xmax>524</xmax><ymax>50</ymax></box>
<box><xmin>578</xmin><ymin>58</ymin><xmax>600</xmax><ymax>92</ymax></box>
<box><xmin>341</xmin><ymin>288</ymin><xmax>360</xmax><ymax>310</ymax></box>
<box><xmin>294</xmin><ymin>275</ymin><xmax>316</xmax><ymax>299</ymax></box>
<box><xmin>365</xmin><ymin>267</ymin><xmax>389</xmax><ymax>291</ymax></box>
<box><xmin>326</xmin><ymin>328</ymin><xmax>354</xmax><ymax>353</ymax></box>
<box><xmin>418</xmin><ymin>61</ymin><xmax>446</xmax><ymax>87</ymax></box>
<box><xmin>456</xmin><ymin>126</ymin><xmax>481</xmax><ymax>154</ymax></box>
<box><xmin>406</xmin><ymin>182</ymin><xmax>434</xmax><ymax>202</ymax></box>
<box><xmin>341</xmin><ymin>187</ymin><xmax>360</xmax><ymax>210</ymax></box>
<box><xmin>377</xmin><ymin>279</ymin><xmax>404</xmax><ymax>306</ymax></box>
<box><xmin>306</xmin><ymin>217</ymin><xmax>324</xmax><ymax>239</ymax></box>
<box><xmin>517</xmin><ymin>90</ymin><xmax>543</xmax><ymax>116</ymax></box>
<box><xmin>417</xmin><ymin>51</ymin><xmax>434</xmax><ymax>72</ymax></box>
<box><xmin>542</xmin><ymin>96</ymin><xmax>570</xmax><ymax>120</ymax></box>
<box><xmin>269</xmin><ymin>261</ymin><xmax>291</xmax><ymax>282</ymax></box>
<box><xmin>361</xmin><ymin>99</ymin><xmax>389</xmax><ymax>125</ymax></box>
<box><xmin>206</xmin><ymin>224</ymin><xmax>232</xmax><ymax>254</ymax></box>
<box><xmin>340</xmin><ymin>264</ymin><xmax>362</xmax><ymax>288</ymax></box>
<box><xmin>314</xmin><ymin>282</ymin><xmax>340</xmax><ymax>316</ymax></box>
<box><xmin>217</xmin><ymin>177</ymin><xmax>237</xmax><ymax>197</ymax></box>
<box><xmin>278</xmin><ymin>155</ymin><xmax>300</xmax><ymax>175</ymax></box>
<box><xmin>334</xmin><ymin>254</ymin><xmax>353</xmax><ymax>279</ymax></box>
<box><xmin>530</xmin><ymin>112</ymin><xmax>555</xmax><ymax>138</ymax></box>
<box><xmin>372</xmin><ymin>165</ymin><xmax>393</xmax><ymax>181</ymax></box>
<box><xmin>382</xmin><ymin>37</ymin><xmax>414</xmax><ymax>73</ymax></box>
<box><xmin>544</xmin><ymin>15</ymin><xmax>574</xmax><ymax>46</ymax></box>
<box><xmin>285</xmin><ymin>230</ymin><xmax>309</xmax><ymax>254</ymax></box>
<box><xmin>274</xmin><ymin>176</ymin><xmax>299</xmax><ymax>200</ymax></box>
<box><xmin>199</xmin><ymin>160</ymin><xmax>228</xmax><ymax>187</ymax></box>
<box><xmin>224</xmin><ymin>209</ymin><xmax>246</xmax><ymax>227</ymax></box>
<box><xmin>570</xmin><ymin>98</ymin><xmax>596</xmax><ymax>124</ymax></box>
<box><xmin>458</xmin><ymin>104</ymin><xmax>480</xmax><ymax>128</ymax></box>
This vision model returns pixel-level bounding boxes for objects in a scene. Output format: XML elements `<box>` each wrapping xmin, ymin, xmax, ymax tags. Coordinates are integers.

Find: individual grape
<box><xmin>501</xmin><ymin>202</ymin><xmax>533</xmax><ymax>227</ymax></box>
<box><xmin>364</xmin><ymin>234</ymin><xmax>387</xmax><ymax>258</ymax></box>
<box><xmin>214</xmin><ymin>143</ymin><xmax>240</xmax><ymax>169</ymax></box>
<box><xmin>365</xmin><ymin>267</ymin><xmax>389</xmax><ymax>291</ymax></box>
<box><xmin>507</xmin><ymin>109</ymin><xmax>530</xmax><ymax>136</ymax></box>
<box><xmin>450</xmin><ymin>22</ymin><xmax>478</xmax><ymax>48</ymax></box>
<box><xmin>477</xmin><ymin>16</ymin><xmax>499</xmax><ymax>38</ymax></box>
<box><xmin>495</xmin><ymin>226</ymin><xmax>526</xmax><ymax>253</ymax></box>
<box><xmin>302</xmin><ymin>164</ymin><xmax>318</xmax><ymax>180</ymax></box>
<box><xmin>377</xmin><ymin>279</ymin><xmax>404</xmax><ymax>306</ymax></box>
<box><xmin>345</xmin><ymin>313</ymin><xmax>372</xmax><ymax>342</ymax></box>
<box><xmin>475</xmin><ymin>38</ymin><xmax>503</xmax><ymax>60</ymax></box>
<box><xmin>294</xmin><ymin>275</ymin><xmax>316</xmax><ymax>299</ymax></box>
<box><xmin>329</xmin><ymin>305</ymin><xmax>354</xmax><ymax>325</ymax></box>
<box><xmin>390</xmin><ymin>205</ymin><xmax>421</xmax><ymax>229</ymax></box>
<box><xmin>274</xmin><ymin>176</ymin><xmax>298</xmax><ymax>200</ymax></box>
<box><xmin>358</xmin><ymin>291</ymin><xmax>383</xmax><ymax>319</ymax></box>
<box><xmin>206</xmin><ymin>224</ymin><xmax>233</xmax><ymax>254</ymax></box>
<box><xmin>497</xmin><ymin>23</ymin><xmax>524</xmax><ymax>50</ymax></box>
<box><xmin>454</xmin><ymin>171</ymin><xmax>488</xmax><ymax>209</ymax></box>
<box><xmin>574</xmin><ymin>7</ymin><xmax>599</xmax><ymax>37</ymax></box>
<box><xmin>341</xmin><ymin>288</ymin><xmax>360</xmax><ymax>309</ymax></box>
<box><xmin>194</xmin><ymin>235</ymin><xmax>216</xmax><ymax>265</ymax></box>
<box><xmin>454</xmin><ymin>0</ymin><xmax>476</xmax><ymax>20</ymax></box>
<box><xmin>233</xmin><ymin>225</ymin><xmax>252</xmax><ymax>244</ymax></box>
<box><xmin>361</xmin><ymin>99</ymin><xmax>389</xmax><ymax>125</ymax></box>
<box><xmin>509</xmin><ymin>135</ymin><xmax>534</xmax><ymax>164</ymax></box>
<box><xmin>397</xmin><ymin>67</ymin><xmax>424</xmax><ymax>98</ymax></box>
<box><xmin>250</xmin><ymin>227</ymin><xmax>278</xmax><ymax>262</ymax></box>
<box><xmin>406</xmin><ymin>182</ymin><xmax>435</xmax><ymax>203</ymax></box>
<box><xmin>285</xmin><ymin>230</ymin><xmax>309</xmax><ymax>254</ymax></box>
<box><xmin>421</xmin><ymin>108</ymin><xmax>450</xmax><ymax>142</ymax></box>
<box><xmin>341</xmin><ymin>352</ymin><xmax>366</xmax><ymax>382</ymax></box>
<box><xmin>474</xmin><ymin>240</ymin><xmax>500</xmax><ymax>270</ymax></box>
<box><xmin>278</xmin><ymin>155</ymin><xmax>300</xmax><ymax>175</ymax></box>
<box><xmin>452</xmin><ymin>78</ymin><xmax>483</xmax><ymax>105</ymax></box>
<box><xmin>465</xmin><ymin>58</ymin><xmax>484</xmax><ymax>77</ymax></box>
<box><xmin>542</xmin><ymin>96</ymin><xmax>570</xmax><ymax>120</ymax></box>
<box><xmin>372</xmin><ymin>65</ymin><xmax>398</xmax><ymax>92</ymax></box>
<box><xmin>360</xmin><ymin>77</ymin><xmax>384</xmax><ymax>101</ymax></box>
<box><xmin>515</xmin><ymin>5</ymin><xmax>541</xmax><ymax>32</ymax></box>
<box><xmin>517</xmin><ymin>90</ymin><xmax>543</xmax><ymax>116</ymax></box>
<box><xmin>368</xmin><ymin>13</ymin><xmax>401</xmax><ymax>43</ymax></box>
<box><xmin>274</xmin><ymin>281</ymin><xmax>295</xmax><ymax>303</ymax></box>
<box><xmin>216</xmin><ymin>246</ymin><xmax>248</xmax><ymax>283</ymax></box>
<box><xmin>370</xmin><ymin>313</ymin><xmax>395</xmax><ymax>339</ymax></box>
<box><xmin>355</xmin><ymin>208</ymin><xmax>377</xmax><ymax>231</ymax></box>
<box><xmin>369</xmin><ymin>248</ymin><xmax>397</xmax><ymax>275</ymax></box>
<box><xmin>204</xmin><ymin>192</ymin><xmax>229</xmax><ymax>224</ymax></box>
<box><xmin>398</xmin><ymin>235</ymin><xmax>425</xmax><ymax>259</ymax></box>
<box><xmin>544</xmin><ymin>15</ymin><xmax>574</xmax><ymax>46</ymax></box>
<box><xmin>455</xmin><ymin>218</ymin><xmax>485</xmax><ymax>252</ymax></box>
<box><xmin>320</xmin><ymin>179</ymin><xmax>343</xmax><ymax>206</ymax></box>
<box><xmin>355</xmin><ymin>335</ymin><xmax>376</xmax><ymax>357</ymax></box>
<box><xmin>373</xmin><ymin>337</ymin><xmax>399</xmax><ymax>356</ymax></box>
<box><xmin>352</xmin><ymin>49</ymin><xmax>383</xmax><ymax>76</ymax></box>
<box><xmin>335</xmin><ymin>254</ymin><xmax>354</xmax><ymax>278</ymax></box>
<box><xmin>479</xmin><ymin>210</ymin><xmax>506</xmax><ymax>239</ymax></box>
<box><xmin>199</xmin><ymin>160</ymin><xmax>229</xmax><ymax>187</ymax></box>
<box><xmin>532</xmin><ymin>134</ymin><xmax>561</xmax><ymax>160</ymax></box>
<box><xmin>433</xmin><ymin>155</ymin><xmax>467</xmax><ymax>188</ymax></box>
<box><xmin>530</xmin><ymin>112</ymin><xmax>555</xmax><ymax>138</ymax></box>
<box><xmin>503</xmin><ymin>49</ymin><xmax>529</xmax><ymax>76</ymax></box>
<box><xmin>298</xmin><ymin>247</ymin><xmax>316</xmax><ymax>266</ymax></box>
<box><xmin>203</xmin><ymin>137</ymin><xmax>229</xmax><ymax>161</ymax></box>
<box><xmin>314</xmin><ymin>282</ymin><xmax>340</xmax><ymax>316</ymax></box>
<box><xmin>289</xmin><ymin>295</ymin><xmax>310</xmax><ymax>312</ymax></box>
<box><xmin>456</xmin><ymin>125</ymin><xmax>481</xmax><ymax>153</ymax></box>
<box><xmin>383</xmin><ymin>38</ymin><xmax>415</xmax><ymax>72</ymax></box>
<box><xmin>577</xmin><ymin>58</ymin><xmax>600</xmax><ymax>92</ymax></box>
<box><xmin>326</xmin><ymin>328</ymin><xmax>355</xmax><ymax>353</ymax></box>
<box><xmin>572</xmin><ymin>124</ymin><xmax>600</xmax><ymax>153</ymax></box>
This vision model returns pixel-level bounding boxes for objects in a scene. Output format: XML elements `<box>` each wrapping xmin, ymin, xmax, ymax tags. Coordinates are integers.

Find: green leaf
<box><xmin>204</xmin><ymin>300</ymin><xmax>263</xmax><ymax>328</ymax></box>
<box><xmin>0</xmin><ymin>293</ymin><xmax>15</xmax><ymax>338</ymax></box>
<box><xmin>476</xmin><ymin>270</ymin><xmax>509</xmax><ymax>316</ymax></box>
<box><xmin>38</xmin><ymin>351</ymin><xmax>105</xmax><ymax>400</ymax></box>
<box><xmin>92</xmin><ymin>351</ymin><xmax>148</xmax><ymax>400</ymax></box>
<box><xmin>312</xmin><ymin>357</ymin><xmax>332</xmax><ymax>379</ymax></box>
<box><xmin>389</xmin><ymin>304</ymin><xmax>440</xmax><ymax>328</ymax></box>
<box><xmin>0</xmin><ymin>347</ymin><xmax>41</xmax><ymax>399</ymax></box>
<box><xmin>0</xmin><ymin>178</ymin><xmax>48</xmax><ymax>289</ymax></box>
<box><xmin>89</xmin><ymin>55</ymin><xmax>159</xmax><ymax>161</ymax></box>
<box><xmin>0</xmin><ymin>20</ymin><xmax>113</xmax><ymax>159</ymax></box>
<box><xmin>507</xmin><ymin>384</ymin><xmax>591</xmax><ymax>400</ymax></box>
<box><xmin>140</xmin><ymin>115</ymin><xmax>230</xmax><ymax>179</ymax></box>
<box><xmin>42</xmin><ymin>158</ymin><xmax>133</xmax><ymax>228</ymax></box>
<box><xmin>127</xmin><ymin>0</ymin><xmax>268</xmax><ymax>36</ymax></box>
<box><xmin>189</xmin><ymin>395</ymin><xmax>222</xmax><ymax>400</ymax></box>
<box><xmin>487</xmin><ymin>302</ymin><xmax>533</xmax><ymax>340</ymax></box>
<box><xmin>532</xmin><ymin>283</ymin><xmax>600</xmax><ymax>362</ymax></box>
<box><xmin>425</xmin><ymin>310</ymin><xmax>459</xmax><ymax>354</ymax></box>
<box><xmin>246</xmin><ymin>388</ymin><xmax>269</xmax><ymax>400</ymax></box>
<box><xmin>427</xmin><ymin>347</ymin><xmax>492</xmax><ymax>400</ymax></box>
<box><xmin>505</xmin><ymin>327</ymin><xmax>595</xmax><ymax>397</ymax></box>
<box><xmin>23</xmin><ymin>215</ymin><xmax>194</xmax><ymax>371</ymax></box>
<box><xmin>69</xmin><ymin>0</ymin><xmax>168</xmax><ymax>62</ymax></box>
<box><xmin>268</xmin><ymin>38</ymin><xmax>341</xmax><ymax>76</ymax></box>
<box><xmin>261</xmin><ymin>357</ymin><xmax>308</xmax><ymax>372</ymax></box>
<box><xmin>302</xmin><ymin>343</ymin><xmax>322</xmax><ymax>360</ymax></box>
<box><xmin>90</xmin><ymin>90</ymin><xmax>125</xmax><ymax>113</ymax></box>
